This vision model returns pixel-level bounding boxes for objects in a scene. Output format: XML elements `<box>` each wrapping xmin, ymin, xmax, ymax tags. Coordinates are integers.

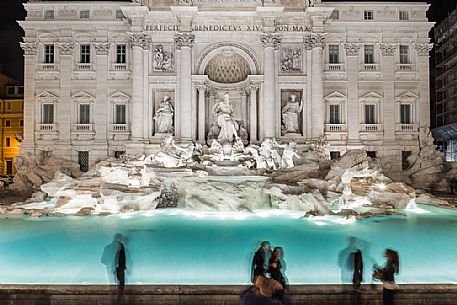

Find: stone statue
<box><xmin>281</xmin><ymin>94</ymin><xmax>303</xmax><ymax>135</ymax></box>
<box><xmin>151</xmin><ymin>135</ymin><xmax>194</xmax><ymax>167</ymax></box>
<box><xmin>153</xmin><ymin>45</ymin><xmax>173</xmax><ymax>72</ymax></box>
<box><xmin>211</xmin><ymin>92</ymin><xmax>240</xmax><ymax>144</ymax></box>
<box><xmin>281</xmin><ymin>142</ymin><xmax>300</xmax><ymax>168</ymax></box>
<box><xmin>153</xmin><ymin>95</ymin><xmax>174</xmax><ymax>134</ymax></box>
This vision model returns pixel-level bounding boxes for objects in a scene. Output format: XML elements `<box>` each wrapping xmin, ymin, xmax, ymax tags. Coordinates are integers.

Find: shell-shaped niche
<box><xmin>205</xmin><ymin>51</ymin><xmax>251</xmax><ymax>84</ymax></box>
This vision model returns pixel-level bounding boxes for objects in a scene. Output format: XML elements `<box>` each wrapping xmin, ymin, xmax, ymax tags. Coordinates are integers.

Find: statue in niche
<box><xmin>153</xmin><ymin>95</ymin><xmax>174</xmax><ymax>134</ymax></box>
<box><xmin>153</xmin><ymin>45</ymin><xmax>173</xmax><ymax>72</ymax></box>
<box><xmin>211</xmin><ymin>92</ymin><xmax>240</xmax><ymax>144</ymax></box>
<box><xmin>281</xmin><ymin>94</ymin><xmax>303</xmax><ymax>135</ymax></box>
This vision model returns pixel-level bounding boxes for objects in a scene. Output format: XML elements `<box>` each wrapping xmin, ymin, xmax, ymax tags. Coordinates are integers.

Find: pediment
<box><xmin>71</xmin><ymin>91</ymin><xmax>95</xmax><ymax>100</ymax></box>
<box><xmin>325</xmin><ymin>91</ymin><xmax>346</xmax><ymax>101</ymax></box>
<box><xmin>360</xmin><ymin>91</ymin><xmax>383</xmax><ymax>101</ymax></box>
<box><xmin>396</xmin><ymin>91</ymin><xmax>418</xmax><ymax>101</ymax></box>
<box><xmin>109</xmin><ymin>91</ymin><xmax>130</xmax><ymax>100</ymax></box>
<box><xmin>36</xmin><ymin>91</ymin><xmax>59</xmax><ymax>99</ymax></box>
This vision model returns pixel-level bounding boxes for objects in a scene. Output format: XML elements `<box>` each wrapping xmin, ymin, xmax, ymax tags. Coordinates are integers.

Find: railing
<box><xmin>396</xmin><ymin>124</ymin><xmax>416</xmax><ymax>132</ymax></box>
<box><xmin>113</xmin><ymin>64</ymin><xmax>127</xmax><ymax>71</ymax></box>
<box><xmin>360</xmin><ymin>124</ymin><xmax>382</xmax><ymax>131</ymax></box>
<box><xmin>76</xmin><ymin>63</ymin><xmax>92</xmax><ymax>70</ymax></box>
<box><xmin>396</xmin><ymin>64</ymin><xmax>415</xmax><ymax>72</ymax></box>
<box><xmin>326</xmin><ymin>64</ymin><xmax>344</xmax><ymax>71</ymax></box>
<box><xmin>363</xmin><ymin>64</ymin><xmax>380</xmax><ymax>71</ymax></box>
<box><xmin>111</xmin><ymin>124</ymin><xmax>129</xmax><ymax>132</ymax></box>
<box><xmin>38</xmin><ymin>124</ymin><xmax>54</xmax><ymax>131</ymax></box>
<box><xmin>75</xmin><ymin>124</ymin><xmax>92</xmax><ymax>131</ymax></box>
<box><xmin>39</xmin><ymin>64</ymin><xmax>56</xmax><ymax>70</ymax></box>
<box><xmin>325</xmin><ymin>124</ymin><xmax>346</xmax><ymax>132</ymax></box>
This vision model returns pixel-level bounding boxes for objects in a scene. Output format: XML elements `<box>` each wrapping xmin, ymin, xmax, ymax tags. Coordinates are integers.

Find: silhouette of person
<box><xmin>373</xmin><ymin>249</ymin><xmax>400</xmax><ymax>305</ymax></box>
<box><xmin>251</xmin><ymin>241</ymin><xmax>272</xmax><ymax>283</ymax></box>
<box><xmin>268</xmin><ymin>247</ymin><xmax>287</xmax><ymax>289</ymax></box>
<box><xmin>101</xmin><ymin>234</ymin><xmax>129</xmax><ymax>285</ymax></box>
<box><xmin>338</xmin><ymin>237</ymin><xmax>364</xmax><ymax>304</ymax></box>
<box><xmin>241</xmin><ymin>276</ymin><xmax>289</xmax><ymax>305</ymax></box>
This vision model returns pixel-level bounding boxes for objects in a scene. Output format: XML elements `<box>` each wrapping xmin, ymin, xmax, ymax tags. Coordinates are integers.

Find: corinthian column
<box><xmin>380</xmin><ymin>43</ymin><xmax>397</xmax><ymax>141</ymax></box>
<box><xmin>93</xmin><ymin>42</ymin><xmax>110</xmax><ymax>146</ymax></box>
<box><xmin>195</xmin><ymin>83</ymin><xmax>206</xmax><ymax>143</ymax></box>
<box><xmin>19</xmin><ymin>42</ymin><xmax>38</xmax><ymax>155</ymax></box>
<box><xmin>261</xmin><ymin>32</ymin><xmax>281</xmax><ymax>139</ymax></box>
<box><xmin>128</xmin><ymin>32</ymin><xmax>147</xmax><ymax>142</ymax></box>
<box><xmin>344</xmin><ymin>43</ymin><xmax>361</xmax><ymax>145</ymax></box>
<box><xmin>305</xmin><ymin>33</ymin><xmax>325</xmax><ymax>138</ymax></box>
<box><xmin>248</xmin><ymin>83</ymin><xmax>260</xmax><ymax>142</ymax></box>
<box><xmin>175</xmin><ymin>32</ymin><xmax>195</xmax><ymax>141</ymax></box>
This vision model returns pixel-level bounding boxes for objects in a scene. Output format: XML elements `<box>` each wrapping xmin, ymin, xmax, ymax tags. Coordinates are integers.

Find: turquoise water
<box><xmin>0</xmin><ymin>205</ymin><xmax>456</xmax><ymax>285</ymax></box>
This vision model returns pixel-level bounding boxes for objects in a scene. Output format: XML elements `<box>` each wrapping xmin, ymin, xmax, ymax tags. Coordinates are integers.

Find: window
<box><xmin>5</xmin><ymin>160</ymin><xmax>13</xmax><ymax>175</ymax></box>
<box><xmin>400</xmin><ymin>104</ymin><xmax>411</xmax><ymax>124</ymax></box>
<box><xmin>80</xmin><ymin>10</ymin><xmax>89</xmax><ymax>19</ymax></box>
<box><xmin>115</xmin><ymin>104</ymin><xmax>126</xmax><ymax>124</ymax></box>
<box><xmin>364</xmin><ymin>45</ymin><xmax>375</xmax><ymax>64</ymax></box>
<box><xmin>20</xmin><ymin>120</ymin><xmax>24</xmax><ymax>127</ymax></box>
<box><xmin>80</xmin><ymin>45</ymin><xmax>91</xmax><ymax>64</ymax></box>
<box><xmin>79</xmin><ymin>104</ymin><xmax>90</xmax><ymax>124</ymax></box>
<box><xmin>330</xmin><ymin>151</ymin><xmax>340</xmax><ymax>160</ymax></box>
<box><xmin>42</xmin><ymin>104</ymin><xmax>54</xmax><ymax>124</ymax></box>
<box><xmin>44</xmin><ymin>10</ymin><xmax>54</xmax><ymax>19</ymax></box>
<box><xmin>44</xmin><ymin>44</ymin><xmax>55</xmax><ymax>64</ymax></box>
<box><xmin>402</xmin><ymin>151</ymin><xmax>411</xmax><ymax>170</ymax></box>
<box><xmin>116</xmin><ymin>45</ymin><xmax>126</xmax><ymax>64</ymax></box>
<box><xmin>399</xmin><ymin>10</ymin><xmax>409</xmax><ymax>21</ymax></box>
<box><xmin>5</xmin><ymin>137</ymin><xmax>11</xmax><ymax>147</ymax></box>
<box><xmin>6</xmin><ymin>87</ymin><xmax>14</xmax><ymax>96</ymax></box>
<box><xmin>329</xmin><ymin>45</ymin><xmax>339</xmax><ymax>64</ymax></box>
<box><xmin>400</xmin><ymin>45</ymin><xmax>409</xmax><ymax>64</ymax></box>
<box><xmin>78</xmin><ymin>151</ymin><xmax>89</xmax><ymax>172</ymax></box>
<box><xmin>331</xmin><ymin>10</ymin><xmax>339</xmax><ymax>20</ymax></box>
<box><xmin>5</xmin><ymin>120</ymin><xmax>11</xmax><ymax>127</ymax></box>
<box><xmin>116</xmin><ymin>10</ymin><xmax>124</xmax><ymax>20</ymax></box>
<box><xmin>6</xmin><ymin>102</ymin><xmax>11</xmax><ymax>111</ymax></box>
<box><xmin>366</xmin><ymin>151</ymin><xmax>377</xmax><ymax>158</ymax></box>
<box><xmin>329</xmin><ymin>105</ymin><xmax>340</xmax><ymax>124</ymax></box>
<box><xmin>364</xmin><ymin>10</ymin><xmax>373</xmax><ymax>20</ymax></box>
<box><xmin>114</xmin><ymin>151</ymin><xmax>125</xmax><ymax>159</ymax></box>
<box><xmin>365</xmin><ymin>104</ymin><xmax>376</xmax><ymax>124</ymax></box>
<box><xmin>17</xmin><ymin>87</ymin><xmax>24</xmax><ymax>95</ymax></box>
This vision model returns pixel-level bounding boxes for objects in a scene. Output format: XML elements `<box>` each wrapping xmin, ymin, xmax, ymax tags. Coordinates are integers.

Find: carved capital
<box><xmin>20</xmin><ymin>42</ymin><xmax>39</xmax><ymax>55</ymax></box>
<box><xmin>195</xmin><ymin>82</ymin><xmax>207</xmax><ymax>92</ymax></box>
<box><xmin>93</xmin><ymin>42</ymin><xmax>111</xmax><ymax>55</ymax></box>
<box><xmin>304</xmin><ymin>33</ymin><xmax>326</xmax><ymax>50</ymax></box>
<box><xmin>57</xmin><ymin>42</ymin><xmax>75</xmax><ymax>55</ymax></box>
<box><xmin>128</xmin><ymin>32</ymin><xmax>151</xmax><ymax>49</ymax></box>
<box><xmin>247</xmin><ymin>83</ymin><xmax>261</xmax><ymax>94</ymax></box>
<box><xmin>415</xmin><ymin>43</ymin><xmax>433</xmax><ymax>56</ymax></box>
<box><xmin>261</xmin><ymin>33</ymin><xmax>281</xmax><ymax>49</ymax></box>
<box><xmin>343</xmin><ymin>43</ymin><xmax>361</xmax><ymax>56</ymax></box>
<box><xmin>175</xmin><ymin>32</ymin><xmax>195</xmax><ymax>50</ymax></box>
<box><xmin>380</xmin><ymin>43</ymin><xmax>397</xmax><ymax>56</ymax></box>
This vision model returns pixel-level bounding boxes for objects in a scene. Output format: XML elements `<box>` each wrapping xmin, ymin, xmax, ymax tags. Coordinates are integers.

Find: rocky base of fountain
<box><xmin>1</xmin><ymin>138</ymin><xmax>450</xmax><ymax>218</ymax></box>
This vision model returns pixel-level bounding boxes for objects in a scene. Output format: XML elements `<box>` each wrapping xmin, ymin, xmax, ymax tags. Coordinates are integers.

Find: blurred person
<box><xmin>251</xmin><ymin>241</ymin><xmax>272</xmax><ymax>283</ymax></box>
<box><xmin>338</xmin><ymin>237</ymin><xmax>364</xmax><ymax>305</ymax></box>
<box><xmin>373</xmin><ymin>249</ymin><xmax>400</xmax><ymax>305</ymax></box>
<box><xmin>241</xmin><ymin>275</ymin><xmax>289</xmax><ymax>305</ymax></box>
<box><xmin>268</xmin><ymin>247</ymin><xmax>287</xmax><ymax>289</ymax></box>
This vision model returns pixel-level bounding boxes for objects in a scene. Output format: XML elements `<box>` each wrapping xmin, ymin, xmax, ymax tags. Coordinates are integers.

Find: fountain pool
<box><xmin>0</xmin><ymin>205</ymin><xmax>456</xmax><ymax>285</ymax></box>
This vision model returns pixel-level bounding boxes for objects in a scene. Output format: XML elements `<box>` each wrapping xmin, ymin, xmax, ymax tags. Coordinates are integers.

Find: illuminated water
<box><xmin>0</xmin><ymin>205</ymin><xmax>456</xmax><ymax>285</ymax></box>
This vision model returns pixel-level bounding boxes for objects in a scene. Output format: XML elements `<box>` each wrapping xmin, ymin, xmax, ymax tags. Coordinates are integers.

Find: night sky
<box><xmin>0</xmin><ymin>0</ymin><xmax>456</xmax><ymax>82</ymax></box>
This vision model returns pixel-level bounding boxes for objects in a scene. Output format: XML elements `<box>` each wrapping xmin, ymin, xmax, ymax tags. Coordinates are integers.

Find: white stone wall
<box><xmin>19</xmin><ymin>1</ymin><xmax>433</xmax><ymax>174</ymax></box>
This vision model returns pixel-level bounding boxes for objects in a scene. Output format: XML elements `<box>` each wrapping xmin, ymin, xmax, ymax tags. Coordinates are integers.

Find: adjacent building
<box><xmin>0</xmin><ymin>74</ymin><xmax>24</xmax><ymax>176</ymax></box>
<box><xmin>432</xmin><ymin>5</ymin><xmax>457</xmax><ymax>161</ymax></box>
<box><xmin>19</xmin><ymin>0</ymin><xmax>433</xmax><ymax>176</ymax></box>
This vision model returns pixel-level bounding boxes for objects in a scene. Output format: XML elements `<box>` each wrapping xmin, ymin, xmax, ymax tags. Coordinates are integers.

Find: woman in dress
<box><xmin>268</xmin><ymin>247</ymin><xmax>287</xmax><ymax>289</ymax></box>
<box><xmin>373</xmin><ymin>249</ymin><xmax>400</xmax><ymax>305</ymax></box>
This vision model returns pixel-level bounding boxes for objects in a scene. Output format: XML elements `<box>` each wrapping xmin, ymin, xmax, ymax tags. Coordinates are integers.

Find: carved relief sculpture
<box><xmin>153</xmin><ymin>45</ymin><xmax>174</xmax><ymax>71</ymax></box>
<box><xmin>281</xmin><ymin>94</ymin><xmax>303</xmax><ymax>135</ymax></box>
<box><xmin>20</xmin><ymin>42</ymin><xmax>39</xmax><ymax>55</ymax></box>
<box><xmin>154</xmin><ymin>95</ymin><xmax>175</xmax><ymax>134</ymax></box>
<box><xmin>281</xmin><ymin>46</ymin><xmax>302</xmax><ymax>72</ymax></box>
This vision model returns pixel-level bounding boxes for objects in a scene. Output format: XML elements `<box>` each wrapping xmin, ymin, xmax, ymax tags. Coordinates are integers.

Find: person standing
<box><xmin>251</xmin><ymin>241</ymin><xmax>272</xmax><ymax>283</ymax></box>
<box><xmin>373</xmin><ymin>249</ymin><xmax>400</xmax><ymax>305</ymax></box>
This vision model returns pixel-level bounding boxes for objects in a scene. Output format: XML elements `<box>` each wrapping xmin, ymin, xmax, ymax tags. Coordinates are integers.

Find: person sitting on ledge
<box><xmin>268</xmin><ymin>247</ymin><xmax>288</xmax><ymax>290</ymax></box>
<box><xmin>251</xmin><ymin>241</ymin><xmax>272</xmax><ymax>283</ymax></box>
<box><xmin>241</xmin><ymin>275</ymin><xmax>288</xmax><ymax>305</ymax></box>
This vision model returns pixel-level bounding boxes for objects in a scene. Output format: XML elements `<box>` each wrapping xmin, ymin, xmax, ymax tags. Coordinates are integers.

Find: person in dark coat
<box><xmin>241</xmin><ymin>276</ymin><xmax>289</xmax><ymax>305</ymax></box>
<box><xmin>351</xmin><ymin>249</ymin><xmax>363</xmax><ymax>289</ymax></box>
<box><xmin>116</xmin><ymin>242</ymin><xmax>126</xmax><ymax>287</ymax></box>
<box><xmin>268</xmin><ymin>247</ymin><xmax>287</xmax><ymax>289</ymax></box>
<box><xmin>373</xmin><ymin>249</ymin><xmax>400</xmax><ymax>305</ymax></box>
<box><xmin>251</xmin><ymin>241</ymin><xmax>272</xmax><ymax>283</ymax></box>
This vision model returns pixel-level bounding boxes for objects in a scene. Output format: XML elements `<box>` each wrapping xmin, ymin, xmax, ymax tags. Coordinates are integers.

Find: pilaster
<box><xmin>415</xmin><ymin>43</ymin><xmax>433</xmax><ymax>128</ymax></box>
<box><xmin>344</xmin><ymin>43</ymin><xmax>361</xmax><ymax>146</ymax></box>
<box><xmin>380</xmin><ymin>43</ymin><xmax>397</xmax><ymax>141</ymax></box>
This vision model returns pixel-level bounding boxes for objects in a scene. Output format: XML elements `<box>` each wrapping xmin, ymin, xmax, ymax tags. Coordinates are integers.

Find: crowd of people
<box><xmin>242</xmin><ymin>240</ymin><xmax>400</xmax><ymax>305</ymax></box>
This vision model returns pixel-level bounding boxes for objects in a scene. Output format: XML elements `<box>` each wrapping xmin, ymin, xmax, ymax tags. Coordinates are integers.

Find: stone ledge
<box><xmin>1</xmin><ymin>284</ymin><xmax>457</xmax><ymax>305</ymax></box>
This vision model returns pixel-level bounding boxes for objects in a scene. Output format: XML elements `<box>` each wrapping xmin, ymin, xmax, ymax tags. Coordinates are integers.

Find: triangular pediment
<box><xmin>360</xmin><ymin>91</ymin><xmax>383</xmax><ymax>100</ymax></box>
<box><xmin>109</xmin><ymin>91</ymin><xmax>130</xmax><ymax>100</ymax></box>
<box><xmin>325</xmin><ymin>91</ymin><xmax>346</xmax><ymax>101</ymax></box>
<box><xmin>396</xmin><ymin>91</ymin><xmax>418</xmax><ymax>101</ymax></box>
<box><xmin>71</xmin><ymin>91</ymin><xmax>95</xmax><ymax>100</ymax></box>
<box><xmin>36</xmin><ymin>91</ymin><xmax>59</xmax><ymax>99</ymax></box>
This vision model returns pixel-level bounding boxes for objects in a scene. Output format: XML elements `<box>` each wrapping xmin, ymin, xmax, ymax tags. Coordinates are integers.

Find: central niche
<box><xmin>205</xmin><ymin>51</ymin><xmax>251</xmax><ymax>84</ymax></box>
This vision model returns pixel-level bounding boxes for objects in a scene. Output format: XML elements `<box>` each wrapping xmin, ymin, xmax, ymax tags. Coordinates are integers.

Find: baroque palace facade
<box><xmin>19</xmin><ymin>0</ymin><xmax>433</xmax><ymax>174</ymax></box>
